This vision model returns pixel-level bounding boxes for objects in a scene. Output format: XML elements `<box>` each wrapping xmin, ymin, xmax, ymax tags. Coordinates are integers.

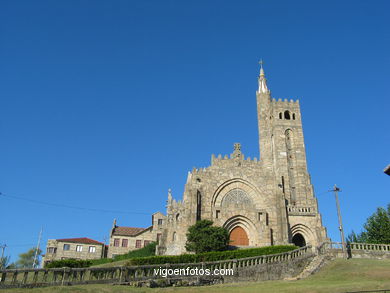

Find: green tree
<box><xmin>346</xmin><ymin>230</ymin><xmax>367</xmax><ymax>243</ymax></box>
<box><xmin>347</xmin><ymin>204</ymin><xmax>390</xmax><ymax>244</ymax></box>
<box><xmin>15</xmin><ymin>247</ymin><xmax>42</xmax><ymax>268</ymax></box>
<box><xmin>185</xmin><ymin>220</ymin><xmax>229</xmax><ymax>253</ymax></box>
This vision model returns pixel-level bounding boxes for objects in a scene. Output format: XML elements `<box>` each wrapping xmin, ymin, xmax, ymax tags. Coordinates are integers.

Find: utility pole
<box><xmin>32</xmin><ymin>228</ymin><xmax>42</xmax><ymax>268</ymax></box>
<box><xmin>0</xmin><ymin>244</ymin><xmax>7</xmax><ymax>269</ymax></box>
<box><xmin>333</xmin><ymin>185</ymin><xmax>347</xmax><ymax>258</ymax></box>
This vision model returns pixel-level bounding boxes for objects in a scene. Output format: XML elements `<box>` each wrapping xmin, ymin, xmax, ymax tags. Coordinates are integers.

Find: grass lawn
<box><xmin>5</xmin><ymin>258</ymin><xmax>390</xmax><ymax>293</ymax></box>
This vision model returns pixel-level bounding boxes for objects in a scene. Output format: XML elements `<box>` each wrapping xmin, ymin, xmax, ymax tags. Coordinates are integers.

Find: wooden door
<box><xmin>229</xmin><ymin>226</ymin><xmax>249</xmax><ymax>246</ymax></box>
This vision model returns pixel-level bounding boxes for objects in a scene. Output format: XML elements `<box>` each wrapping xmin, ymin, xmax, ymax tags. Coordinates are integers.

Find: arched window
<box><xmin>292</xmin><ymin>113</ymin><xmax>296</xmax><ymax>120</ymax></box>
<box><xmin>222</xmin><ymin>189</ymin><xmax>253</xmax><ymax>206</ymax></box>
<box><xmin>176</xmin><ymin>213</ymin><xmax>180</xmax><ymax>221</ymax></box>
<box><xmin>284</xmin><ymin>111</ymin><xmax>291</xmax><ymax>120</ymax></box>
<box><xmin>172</xmin><ymin>232</ymin><xmax>177</xmax><ymax>241</ymax></box>
<box><xmin>279</xmin><ymin>112</ymin><xmax>282</xmax><ymax>119</ymax></box>
<box><xmin>196</xmin><ymin>190</ymin><xmax>202</xmax><ymax>221</ymax></box>
<box><xmin>285</xmin><ymin>129</ymin><xmax>293</xmax><ymax>150</ymax></box>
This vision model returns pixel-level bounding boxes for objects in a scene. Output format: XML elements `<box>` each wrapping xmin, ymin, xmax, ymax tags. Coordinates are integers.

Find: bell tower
<box><xmin>269</xmin><ymin>90</ymin><xmax>313</xmax><ymax>207</ymax></box>
<box><xmin>256</xmin><ymin>62</ymin><xmax>315</xmax><ymax>206</ymax></box>
<box><xmin>256</xmin><ymin>62</ymin><xmax>327</xmax><ymax>246</ymax></box>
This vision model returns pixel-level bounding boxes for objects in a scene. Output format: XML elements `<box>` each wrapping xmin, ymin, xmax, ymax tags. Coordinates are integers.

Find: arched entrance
<box><xmin>292</xmin><ymin>233</ymin><xmax>306</xmax><ymax>247</ymax></box>
<box><xmin>229</xmin><ymin>226</ymin><xmax>249</xmax><ymax>246</ymax></box>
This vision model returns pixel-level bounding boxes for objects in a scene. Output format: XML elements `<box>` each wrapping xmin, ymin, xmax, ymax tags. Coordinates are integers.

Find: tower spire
<box><xmin>258</xmin><ymin>60</ymin><xmax>269</xmax><ymax>93</ymax></box>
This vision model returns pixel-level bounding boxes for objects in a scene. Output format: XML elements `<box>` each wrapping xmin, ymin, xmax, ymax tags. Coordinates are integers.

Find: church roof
<box><xmin>112</xmin><ymin>226</ymin><xmax>151</xmax><ymax>236</ymax></box>
<box><xmin>56</xmin><ymin>237</ymin><xmax>104</xmax><ymax>245</ymax></box>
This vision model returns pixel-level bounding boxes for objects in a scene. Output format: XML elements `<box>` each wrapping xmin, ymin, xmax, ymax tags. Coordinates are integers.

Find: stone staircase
<box><xmin>285</xmin><ymin>254</ymin><xmax>331</xmax><ymax>281</ymax></box>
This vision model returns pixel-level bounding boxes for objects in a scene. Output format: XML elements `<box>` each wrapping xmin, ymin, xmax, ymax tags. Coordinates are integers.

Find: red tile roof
<box><xmin>56</xmin><ymin>237</ymin><xmax>104</xmax><ymax>245</ymax></box>
<box><xmin>112</xmin><ymin>226</ymin><xmax>149</xmax><ymax>236</ymax></box>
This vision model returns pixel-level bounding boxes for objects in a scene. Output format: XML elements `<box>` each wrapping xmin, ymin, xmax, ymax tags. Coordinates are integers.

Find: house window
<box><xmin>76</xmin><ymin>245</ymin><xmax>83</xmax><ymax>252</ymax></box>
<box><xmin>157</xmin><ymin>233</ymin><xmax>162</xmax><ymax>244</ymax></box>
<box><xmin>158</xmin><ymin>219</ymin><xmax>163</xmax><ymax>225</ymax></box>
<box><xmin>113</xmin><ymin>238</ymin><xmax>120</xmax><ymax>247</ymax></box>
<box><xmin>47</xmin><ymin>247</ymin><xmax>57</xmax><ymax>254</ymax></box>
<box><xmin>135</xmin><ymin>240</ymin><xmax>142</xmax><ymax>248</ymax></box>
<box><xmin>122</xmin><ymin>239</ymin><xmax>128</xmax><ymax>247</ymax></box>
<box><xmin>216</xmin><ymin>210</ymin><xmax>220</xmax><ymax>218</ymax></box>
<box><xmin>89</xmin><ymin>246</ymin><xmax>96</xmax><ymax>253</ymax></box>
<box><xmin>63</xmin><ymin>244</ymin><xmax>70</xmax><ymax>251</ymax></box>
<box><xmin>144</xmin><ymin>240</ymin><xmax>150</xmax><ymax>247</ymax></box>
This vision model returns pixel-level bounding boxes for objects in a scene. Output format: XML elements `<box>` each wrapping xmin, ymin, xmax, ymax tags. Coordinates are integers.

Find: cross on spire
<box><xmin>259</xmin><ymin>59</ymin><xmax>265</xmax><ymax>77</ymax></box>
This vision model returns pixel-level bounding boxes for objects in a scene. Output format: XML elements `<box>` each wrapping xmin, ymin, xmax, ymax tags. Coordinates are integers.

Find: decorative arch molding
<box><xmin>223</xmin><ymin>215</ymin><xmax>258</xmax><ymax>246</ymax></box>
<box><xmin>290</xmin><ymin>223</ymin><xmax>314</xmax><ymax>245</ymax></box>
<box><xmin>212</xmin><ymin>178</ymin><xmax>264</xmax><ymax>208</ymax></box>
<box><xmin>222</xmin><ymin>189</ymin><xmax>253</xmax><ymax>207</ymax></box>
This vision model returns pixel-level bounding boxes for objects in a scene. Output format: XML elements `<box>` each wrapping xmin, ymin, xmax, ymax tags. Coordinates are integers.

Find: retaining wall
<box><xmin>0</xmin><ymin>246</ymin><xmax>313</xmax><ymax>289</ymax></box>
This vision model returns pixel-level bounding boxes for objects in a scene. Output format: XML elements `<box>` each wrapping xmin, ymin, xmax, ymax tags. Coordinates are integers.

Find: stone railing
<box><xmin>348</xmin><ymin>242</ymin><xmax>390</xmax><ymax>259</ymax></box>
<box><xmin>287</xmin><ymin>205</ymin><xmax>316</xmax><ymax>216</ymax></box>
<box><xmin>349</xmin><ymin>242</ymin><xmax>390</xmax><ymax>252</ymax></box>
<box><xmin>0</xmin><ymin>246</ymin><xmax>312</xmax><ymax>289</ymax></box>
<box><xmin>317</xmin><ymin>242</ymin><xmax>390</xmax><ymax>259</ymax></box>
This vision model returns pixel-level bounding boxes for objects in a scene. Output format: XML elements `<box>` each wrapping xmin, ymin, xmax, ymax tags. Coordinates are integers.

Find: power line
<box><xmin>4</xmin><ymin>243</ymin><xmax>36</xmax><ymax>248</ymax></box>
<box><xmin>0</xmin><ymin>192</ymin><xmax>152</xmax><ymax>215</ymax></box>
<box><xmin>1</xmin><ymin>190</ymin><xmax>331</xmax><ymax>215</ymax></box>
<box><xmin>316</xmin><ymin>190</ymin><xmax>333</xmax><ymax>197</ymax></box>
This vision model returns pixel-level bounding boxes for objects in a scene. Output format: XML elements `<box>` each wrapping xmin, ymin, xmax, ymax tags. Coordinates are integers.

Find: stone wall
<box><xmin>108</xmin><ymin>229</ymin><xmax>154</xmax><ymax>258</ymax></box>
<box><xmin>108</xmin><ymin>212</ymin><xmax>165</xmax><ymax>258</ymax></box>
<box><xmin>224</xmin><ymin>253</ymin><xmax>313</xmax><ymax>283</ymax></box>
<box><xmin>349</xmin><ymin>243</ymin><xmax>390</xmax><ymax>259</ymax></box>
<box><xmin>319</xmin><ymin>242</ymin><xmax>390</xmax><ymax>260</ymax></box>
<box><xmin>1</xmin><ymin>246</ymin><xmax>313</xmax><ymax>289</ymax></box>
<box><xmin>43</xmin><ymin>240</ymin><xmax>104</xmax><ymax>265</ymax></box>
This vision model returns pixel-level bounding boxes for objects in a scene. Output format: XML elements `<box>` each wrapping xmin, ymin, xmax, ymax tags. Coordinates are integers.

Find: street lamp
<box><xmin>384</xmin><ymin>165</ymin><xmax>390</xmax><ymax>176</ymax></box>
<box><xmin>332</xmin><ymin>185</ymin><xmax>347</xmax><ymax>258</ymax></box>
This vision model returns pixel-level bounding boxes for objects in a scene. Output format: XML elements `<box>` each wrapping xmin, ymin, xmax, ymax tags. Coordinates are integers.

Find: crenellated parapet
<box><xmin>271</xmin><ymin>98</ymin><xmax>301</xmax><ymax>122</ymax></box>
<box><xmin>272</xmin><ymin>98</ymin><xmax>300</xmax><ymax>104</ymax></box>
<box><xmin>210</xmin><ymin>153</ymin><xmax>261</xmax><ymax>167</ymax></box>
<box><xmin>210</xmin><ymin>143</ymin><xmax>261</xmax><ymax>168</ymax></box>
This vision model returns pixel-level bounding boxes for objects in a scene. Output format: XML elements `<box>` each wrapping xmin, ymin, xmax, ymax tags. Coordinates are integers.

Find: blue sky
<box><xmin>1</xmin><ymin>0</ymin><xmax>389</xmax><ymax>262</ymax></box>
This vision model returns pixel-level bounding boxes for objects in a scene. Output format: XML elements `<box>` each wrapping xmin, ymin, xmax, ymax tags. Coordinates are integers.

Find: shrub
<box><xmin>45</xmin><ymin>259</ymin><xmax>92</xmax><ymax>268</ymax></box>
<box><xmin>185</xmin><ymin>220</ymin><xmax>229</xmax><ymax>253</ymax></box>
<box><xmin>127</xmin><ymin>245</ymin><xmax>297</xmax><ymax>266</ymax></box>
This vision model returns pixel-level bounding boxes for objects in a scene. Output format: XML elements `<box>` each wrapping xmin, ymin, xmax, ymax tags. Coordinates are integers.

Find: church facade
<box><xmin>157</xmin><ymin>66</ymin><xmax>328</xmax><ymax>255</ymax></box>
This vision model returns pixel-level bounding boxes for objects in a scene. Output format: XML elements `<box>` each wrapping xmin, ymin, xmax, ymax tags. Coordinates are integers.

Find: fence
<box><xmin>0</xmin><ymin>246</ymin><xmax>311</xmax><ymax>289</ymax></box>
<box><xmin>317</xmin><ymin>242</ymin><xmax>390</xmax><ymax>259</ymax></box>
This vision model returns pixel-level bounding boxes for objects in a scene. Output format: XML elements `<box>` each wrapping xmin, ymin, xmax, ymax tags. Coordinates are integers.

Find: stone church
<box><xmin>157</xmin><ymin>65</ymin><xmax>328</xmax><ymax>255</ymax></box>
